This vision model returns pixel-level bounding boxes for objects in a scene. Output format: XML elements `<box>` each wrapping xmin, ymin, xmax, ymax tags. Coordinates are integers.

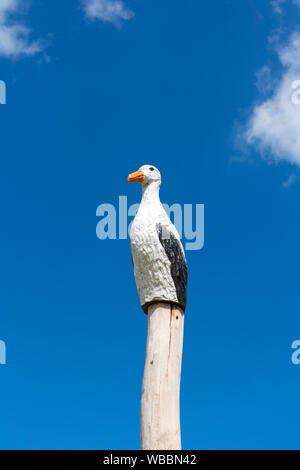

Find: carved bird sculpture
<box><xmin>128</xmin><ymin>165</ymin><xmax>187</xmax><ymax>313</ymax></box>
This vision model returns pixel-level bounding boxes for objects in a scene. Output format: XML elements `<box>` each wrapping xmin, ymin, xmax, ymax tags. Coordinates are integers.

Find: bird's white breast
<box><xmin>130</xmin><ymin>204</ymin><xmax>178</xmax><ymax>310</ymax></box>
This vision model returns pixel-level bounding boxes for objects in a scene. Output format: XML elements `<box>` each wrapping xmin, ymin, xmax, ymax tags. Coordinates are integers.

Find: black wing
<box><xmin>156</xmin><ymin>223</ymin><xmax>187</xmax><ymax>309</ymax></box>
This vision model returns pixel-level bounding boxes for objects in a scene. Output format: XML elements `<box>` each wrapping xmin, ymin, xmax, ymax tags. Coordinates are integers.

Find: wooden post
<box><xmin>140</xmin><ymin>302</ymin><xmax>184</xmax><ymax>450</ymax></box>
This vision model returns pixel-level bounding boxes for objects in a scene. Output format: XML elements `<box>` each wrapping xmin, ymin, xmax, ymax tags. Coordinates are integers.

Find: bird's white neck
<box><xmin>141</xmin><ymin>181</ymin><xmax>161</xmax><ymax>206</ymax></box>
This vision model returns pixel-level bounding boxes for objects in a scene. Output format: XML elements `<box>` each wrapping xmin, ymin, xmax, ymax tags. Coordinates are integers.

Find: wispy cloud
<box><xmin>237</xmin><ymin>3</ymin><xmax>300</xmax><ymax>170</ymax></box>
<box><xmin>0</xmin><ymin>0</ymin><xmax>41</xmax><ymax>58</ymax></box>
<box><xmin>271</xmin><ymin>0</ymin><xmax>287</xmax><ymax>14</ymax></box>
<box><xmin>81</xmin><ymin>0</ymin><xmax>134</xmax><ymax>25</ymax></box>
<box><xmin>271</xmin><ymin>0</ymin><xmax>300</xmax><ymax>13</ymax></box>
<box><xmin>282</xmin><ymin>173</ymin><xmax>298</xmax><ymax>188</ymax></box>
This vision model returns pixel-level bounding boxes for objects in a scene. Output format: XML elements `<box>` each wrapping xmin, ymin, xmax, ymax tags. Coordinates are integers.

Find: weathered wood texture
<box><xmin>140</xmin><ymin>302</ymin><xmax>184</xmax><ymax>450</ymax></box>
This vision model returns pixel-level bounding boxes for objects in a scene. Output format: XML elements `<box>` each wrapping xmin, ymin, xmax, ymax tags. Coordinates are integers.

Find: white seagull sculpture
<box><xmin>128</xmin><ymin>165</ymin><xmax>187</xmax><ymax>313</ymax></box>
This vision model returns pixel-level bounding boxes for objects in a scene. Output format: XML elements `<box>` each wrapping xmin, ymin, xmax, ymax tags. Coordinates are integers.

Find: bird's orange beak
<box><xmin>127</xmin><ymin>169</ymin><xmax>144</xmax><ymax>183</ymax></box>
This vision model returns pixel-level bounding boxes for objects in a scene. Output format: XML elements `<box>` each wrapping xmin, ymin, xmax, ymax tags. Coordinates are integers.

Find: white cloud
<box><xmin>0</xmin><ymin>0</ymin><xmax>19</xmax><ymax>22</ymax></box>
<box><xmin>82</xmin><ymin>0</ymin><xmax>134</xmax><ymax>24</ymax></box>
<box><xmin>242</xmin><ymin>32</ymin><xmax>300</xmax><ymax>168</ymax></box>
<box><xmin>0</xmin><ymin>0</ymin><xmax>41</xmax><ymax>58</ymax></box>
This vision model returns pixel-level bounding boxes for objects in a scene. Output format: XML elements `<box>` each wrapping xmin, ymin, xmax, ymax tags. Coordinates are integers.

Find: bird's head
<box><xmin>127</xmin><ymin>165</ymin><xmax>161</xmax><ymax>185</ymax></box>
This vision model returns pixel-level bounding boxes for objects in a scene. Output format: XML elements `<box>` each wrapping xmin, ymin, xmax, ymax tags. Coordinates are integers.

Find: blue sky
<box><xmin>0</xmin><ymin>0</ymin><xmax>300</xmax><ymax>450</ymax></box>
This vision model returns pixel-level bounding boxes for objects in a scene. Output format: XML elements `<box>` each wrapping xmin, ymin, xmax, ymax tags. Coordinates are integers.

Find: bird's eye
<box><xmin>149</xmin><ymin>167</ymin><xmax>155</xmax><ymax>171</ymax></box>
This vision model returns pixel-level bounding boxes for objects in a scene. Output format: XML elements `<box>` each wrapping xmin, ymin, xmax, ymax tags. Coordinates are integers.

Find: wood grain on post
<box><xmin>140</xmin><ymin>302</ymin><xmax>184</xmax><ymax>450</ymax></box>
